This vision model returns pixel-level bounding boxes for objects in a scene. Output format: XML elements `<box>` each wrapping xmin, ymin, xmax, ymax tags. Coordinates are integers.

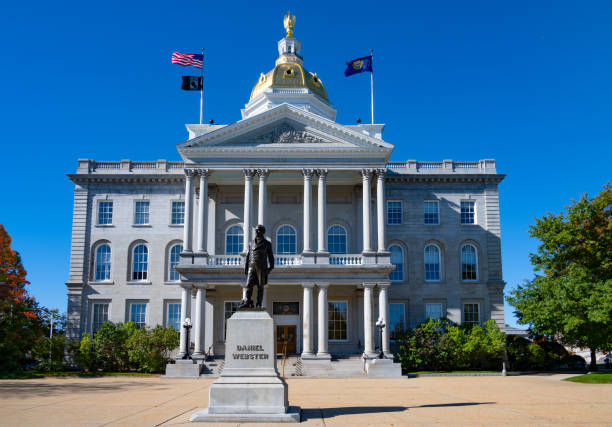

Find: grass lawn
<box><xmin>0</xmin><ymin>371</ymin><xmax>159</xmax><ymax>380</ymax></box>
<box><xmin>565</xmin><ymin>372</ymin><xmax>612</xmax><ymax>384</ymax></box>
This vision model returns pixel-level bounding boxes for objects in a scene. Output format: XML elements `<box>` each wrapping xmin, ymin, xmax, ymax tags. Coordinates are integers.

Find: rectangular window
<box><xmin>425</xmin><ymin>303</ymin><xmax>443</xmax><ymax>320</ymax></box>
<box><xmin>328</xmin><ymin>301</ymin><xmax>348</xmax><ymax>341</ymax></box>
<box><xmin>130</xmin><ymin>303</ymin><xmax>147</xmax><ymax>327</ymax></box>
<box><xmin>171</xmin><ymin>201</ymin><xmax>185</xmax><ymax>225</ymax></box>
<box><xmin>167</xmin><ymin>302</ymin><xmax>181</xmax><ymax>331</ymax></box>
<box><xmin>387</xmin><ymin>201</ymin><xmax>402</xmax><ymax>225</ymax></box>
<box><xmin>460</xmin><ymin>200</ymin><xmax>475</xmax><ymax>224</ymax></box>
<box><xmin>224</xmin><ymin>301</ymin><xmax>241</xmax><ymax>340</ymax></box>
<box><xmin>134</xmin><ymin>201</ymin><xmax>150</xmax><ymax>225</ymax></box>
<box><xmin>424</xmin><ymin>200</ymin><xmax>440</xmax><ymax>225</ymax></box>
<box><xmin>92</xmin><ymin>303</ymin><xmax>109</xmax><ymax>333</ymax></box>
<box><xmin>389</xmin><ymin>303</ymin><xmax>406</xmax><ymax>341</ymax></box>
<box><xmin>463</xmin><ymin>303</ymin><xmax>480</xmax><ymax>325</ymax></box>
<box><xmin>98</xmin><ymin>201</ymin><xmax>113</xmax><ymax>225</ymax></box>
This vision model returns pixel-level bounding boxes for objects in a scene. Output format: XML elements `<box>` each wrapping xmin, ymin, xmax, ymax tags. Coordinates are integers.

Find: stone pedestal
<box><xmin>165</xmin><ymin>359</ymin><xmax>203</xmax><ymax>378</ymax></box>
<box><xmin>190</xmin><ymin>310</ymin><xmax>300</xmax><ymax>423</ymax></box>
<box><xmin>365</xmin><ymin>358</ymin><xmax>402</xmax><ymax>377</ymax></box>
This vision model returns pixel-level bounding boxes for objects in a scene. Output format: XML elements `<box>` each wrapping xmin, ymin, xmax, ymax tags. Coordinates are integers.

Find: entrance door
<box><xmin>276</xmin><ymin>325</ymin><xmax>297</xmax><ymax>354</ymax></box>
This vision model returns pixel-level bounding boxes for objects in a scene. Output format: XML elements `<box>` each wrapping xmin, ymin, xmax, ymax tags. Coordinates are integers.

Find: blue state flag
<box><xmin>345</xmin><ymin>55</ymin><xmax>373</xmax><ymax>77</ymax></box>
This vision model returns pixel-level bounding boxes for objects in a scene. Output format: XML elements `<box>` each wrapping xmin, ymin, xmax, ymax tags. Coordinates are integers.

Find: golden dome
<box><xmin>249</xmin><ymin>13</ymin><xmax>329</xmax><ymax>103</ymax></box>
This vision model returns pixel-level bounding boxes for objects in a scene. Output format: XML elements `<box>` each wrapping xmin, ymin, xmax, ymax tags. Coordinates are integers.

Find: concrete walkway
<box><xmin>0</xmin><ymin>374</ymin><xmax>610</xmax><ymax>426</ymax></box>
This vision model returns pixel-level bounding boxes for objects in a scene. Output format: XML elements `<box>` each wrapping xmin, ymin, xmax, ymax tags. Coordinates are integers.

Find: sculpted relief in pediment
<box><xmin>248</xmin><ymin>125</ymin><xmax>325</xmax><ymax>144</ymax></box>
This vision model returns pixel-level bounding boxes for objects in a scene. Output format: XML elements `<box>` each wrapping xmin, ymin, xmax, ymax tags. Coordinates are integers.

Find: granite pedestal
<box><xmin>190</xmin><ymin>310</ymin><xmax>300</xmax><ymax>423</ymax></box>
<box><xmin>365</xmin><ymin>358</ymin><xmax>402</xmax><ymax>377</ymax></box>
<box><xmin>165</xmin><ymin>359</ymin><xmax>203</xmax><ymax>377</ymax></box>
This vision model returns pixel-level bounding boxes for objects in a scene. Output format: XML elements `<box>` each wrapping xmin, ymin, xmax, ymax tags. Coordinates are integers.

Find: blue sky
<box><xmin>1</xmin><ymin>1</ymin><xmax>610</xmax><ymax>327</ymax></box>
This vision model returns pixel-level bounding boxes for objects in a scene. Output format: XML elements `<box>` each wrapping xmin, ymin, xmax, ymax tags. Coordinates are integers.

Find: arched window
<box><xmin>424</xmin><ymin>244</ymin><xmax>441</xmax><ymax>281</ymax></box>
<box><xmin>168</xmin><ymin>244</ymin><xmax>183</xmax><ymax>281</ymax></box>
<box><xmin>327</xmin><ymin>225</ymin><xmax>347</xmax><ymax>254</ymax></box>
<box><xmin>226</xmin><ymin>225</ymin><xmax>244</xmax><ymax>255</ymax></box>
<box><xmin>461</xmin><ymin>244</ymin><xmax>478</xmax><ymax>281</ymax></box>
<box><xmin>132</xmin><ymin>244</ymin><xmax>148</xmax><ymax>281</ymax></box>
<box><xmin>389</xmin><ymin>245</ymin><xmax>404</xmax><ymax>282</ymax></box>
<box><xmin>95</xmin><ymin>244</ymin><xmax>111</xmax><ymax>281</ymax></box>
<box><xmin>276</xmin><ymin>225</ymin><xmax>297</xmax><ymax>254</ymax></box>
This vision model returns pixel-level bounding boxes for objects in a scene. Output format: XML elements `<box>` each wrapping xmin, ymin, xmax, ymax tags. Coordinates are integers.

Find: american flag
<box><xmin>171</xmin><ymin>52</ymin><xmax>203</xmax><ymax>69</ymax></box>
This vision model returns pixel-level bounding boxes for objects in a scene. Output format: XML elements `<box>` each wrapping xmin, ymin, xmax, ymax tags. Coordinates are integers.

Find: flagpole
<box><xmin>200</xmin><ymin>48</ymin><xmax>204</xmax><ymax>125</ymax></box>
<box><xmin>370</xmin><ymin>48</ymin><xmax>374</xmax><ymax>125</ymax></box>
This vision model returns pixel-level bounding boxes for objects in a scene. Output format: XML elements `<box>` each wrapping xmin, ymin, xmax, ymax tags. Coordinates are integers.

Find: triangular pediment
<box><xmin>178</xmin><ymin>103</ymin><xmax>393</xmax><ymax>154</ymax></box>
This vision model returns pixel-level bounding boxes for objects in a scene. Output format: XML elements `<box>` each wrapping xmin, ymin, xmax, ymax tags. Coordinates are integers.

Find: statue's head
<box><xmin>255</xmin><ymin>224</ymin><xmax>266</xmax><ymax>237</ymax></box>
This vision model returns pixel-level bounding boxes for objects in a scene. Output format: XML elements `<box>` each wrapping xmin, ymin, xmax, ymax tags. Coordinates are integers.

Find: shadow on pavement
<box><xmin>302</xmin><ymin>402</ymin><xmax>495</xmax><ymax>420</ymax></box>
<box><xmin>0</xmin><ymin>381</ymin><xmax>168</xmax><ymax>397</ymax></box>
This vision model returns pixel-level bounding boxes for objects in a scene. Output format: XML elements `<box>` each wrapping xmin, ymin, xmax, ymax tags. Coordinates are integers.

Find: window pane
<box><xmin>425</xmin><ymin>303</ymin><xmax>443</xmax><ymax>320</ymax></box>
<box><xmin>461</xmin><ymin>201</ymin><xmax>475</xmax><ymax>224</ymax></box>
<box><xmin>328</xmin><ymin>225</ymin><xmax>347</xmax><ymax>254</ymax></box>
<box><xmin>130</xmin><ymin>303</ymin><xmax>146</xmax><ymax>327</ymax></box>
<box><xmin>424</xmin><ymin>245</ymin><xmax>440</xmax><ymax>281</ymax></box>
<box><xmin>167</xmin><ymin>303</ymin><xmax>181</xmax><ymax>331</ymax></box>
<box><xmin>132</xmin><ymin>244</ymin><xmax>148</xmax><ymax>280</ymax></box>
<box><xmin>95</xmin><ymin>244</ymin><xmax>111</xmax><ymax>281</ymax></box>
<box><xmin>134</xmin><ymin>201</ymin><xmax>150</xmax><ymax>225</ymax></box>
<box><xmin>389</xmin><ymin>245</ymin><xmax>403</xmax><ymax>281</ymax></box>
<box><xmin>98</xmin><ymin>201</ymin><xmax>113</xmax><ymax>225</ymax></box>
<box><xmin>226</xmin><ymin>225</ymin><xmax>244</xmax><ymax>255</ymax></box>
<box><xmin>387</xmin><ymin>201</ymin><xmax>402</xmax><ymax>225</ymax></box>
<box><xmin>171</xmin><ymin>201</ymin><xmax>185</xmax><ymax>225</ymax></box>
<box><xmin>92</xmin><ymin>303</ymin><xmax>109</xmax><ymax>333</ymax></box>
<box><xmin>463</xmin><ymin>303</ymin><xmax>479</xmax><ymax>325</ymax></box>
<box><xmin>461</xmin><ymin>245</ymin><xmax>478</xmax><ymax>281</ymax></box>
<box><xmin>169</xmin><ymin>244</ymin><xmax>183</xmax><ymax>281</ymax></box>
<box><xmin>276</xmin><ymin>225</ymin><xmax>297</xmax><ymax>254</ymax></box>
<box><xmin>424</xmin><ymin>201</ymin><xmax>439</xmax><ymax>225</ymax></box>
<box><xmin>328</xmin><ymin>301</ymin><xmax>348</xmax><ymax>341</ymax></box>
<box><xmin>389</xmin><ymin>303</ymin><xmax>405</xmax><ymax>341</ymax></box>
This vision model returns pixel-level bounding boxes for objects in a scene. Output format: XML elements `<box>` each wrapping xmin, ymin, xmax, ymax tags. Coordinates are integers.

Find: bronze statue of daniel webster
<box><xmin>240</xmin><ymin>224</ymin><xmax>274</xmax><ymax>309</ymax></box>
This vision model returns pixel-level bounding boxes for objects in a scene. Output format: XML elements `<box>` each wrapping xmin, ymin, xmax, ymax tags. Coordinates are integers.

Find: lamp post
<box><xmin>375</xmin><ymin>317</ymin><xmax>386</xmax><ymax>359</ymax></box>
<box><xmin>182</xmin><ymin>317</ymin><xmax>193</xmax><ymax>360</ymax></box>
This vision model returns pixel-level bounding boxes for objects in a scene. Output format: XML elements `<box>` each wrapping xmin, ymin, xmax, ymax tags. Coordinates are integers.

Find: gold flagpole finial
<box><xmin>283</xmin><ymin>11</ymin><xmax>296</xmax><ymax>38</ymax></box>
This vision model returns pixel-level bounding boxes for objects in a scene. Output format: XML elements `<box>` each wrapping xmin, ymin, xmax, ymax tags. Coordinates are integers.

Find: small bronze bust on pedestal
<box><xmin>240</xmin><ymin>224</ymin><xmax>274</xmax><ymax>309</ymax></box>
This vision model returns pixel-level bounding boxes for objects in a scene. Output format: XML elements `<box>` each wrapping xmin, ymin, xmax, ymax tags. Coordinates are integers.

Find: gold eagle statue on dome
<box><xmin>283</xmin><ymin>12</ymin><xmax>296</xmax><ymax>38</ymax></box>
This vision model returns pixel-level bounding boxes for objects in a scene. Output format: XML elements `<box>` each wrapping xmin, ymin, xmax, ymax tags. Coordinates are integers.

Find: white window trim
<box><xmin>133</xmin><ymin>199</ymin><xmax>151</xmax><ymax>226</ymax></box>
<box><xmin>386</xmin><ymin>200</ymin><xmax>403</xmax><ymax>225</ymax></box>
<box><xmin>91</xmin><ymin>242</ymin><xmax>113</xmax><ymax>283</ymax></box>
<box><xmin>127</xmin><ymin>300</ymin><xmax>149</xmax><ymax>326</ymax></box>
<box><xmin>462</xmin><ymin>302</ymin><xmax>481</xmax><ymax>325</ymax></box>
<box><xmin>90</xmin><ymin>301</ymin><xmax>111</xmax><ymax>333</ymax></box>
<box><xmin>460</xmin><ymin>243</ymin><xmax>479</xmax><ymax>282</ymax></box>
<box><xmin>129</xmin><ymin>243</ymin><xmax>150</xmax><ymax>284</ymax></box>
<box><xmin>388</xmin><ymin>244</ymin><xmax>404</xmax><ymax>282</ymax></box>
<box><xmin>460</xmin><ymin>199</ymin><xmax>477</xmax><ymax>225</ymax></box>
<box><xmin>423</xmin><ymin>199</ymin><xmax>440</xmax><ymax>226</ymax></box>
<box><xmin>424</xmin><ymin>243</ymin><xmax>442</xmax><ymax>282</ymax></box>
<box><xmin>164</xmin><ymin>300</ymin><xmax>181</xmax><ymax>330</ymax></box>
<box><xmin>169</xmin><ymin>200</ymin><xmax>185</xmax><ymax>227</ymax></box>
<box><xmin>96</xmin><ymin>199</ymin><xmax>114</xmax><ymax>227</ymax></box>
<box><xmin>328</xmin><ymin>299</ymin><xmax>349</xmax><ymax>342</ymax></box>
<box><xmin>276</xmin><ymin>224</ymin><xmax>298</xmax><ymax>255</ymax></box>
<box><xmin>167</xmin><ymin>242</ymin><xmax>183</xmax><ymax>282</ymax></box>
<box><xmin>225</xmin><ymin>223</ymin><xmax>244</xmax><ymax>255</ymax></box>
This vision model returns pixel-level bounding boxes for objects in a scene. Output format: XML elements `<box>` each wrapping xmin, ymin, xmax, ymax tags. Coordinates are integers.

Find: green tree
<box><xmin>508</xmin><ymin>184</ymin><xmax>612</xmax><ymax>371</ymax></box>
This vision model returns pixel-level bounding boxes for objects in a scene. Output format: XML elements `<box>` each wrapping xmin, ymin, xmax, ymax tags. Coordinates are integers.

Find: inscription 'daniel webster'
<box><xmin>232</xmin><ymin>344</ymin><xmax>270</xmax><ymax>360</ymax></box>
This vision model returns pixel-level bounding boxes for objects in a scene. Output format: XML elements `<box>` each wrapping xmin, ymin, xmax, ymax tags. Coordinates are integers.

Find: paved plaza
<box><xmin>0</xmin><ymin>374</ymin><xmax>610</xmax><ymax>426</ymax></box>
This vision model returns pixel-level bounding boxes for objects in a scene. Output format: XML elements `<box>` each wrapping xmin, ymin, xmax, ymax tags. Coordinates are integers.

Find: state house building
<box><xmin>65</xmin><ymin>19</ymin><xmax>505</xmax><ymax>362</ymax></box>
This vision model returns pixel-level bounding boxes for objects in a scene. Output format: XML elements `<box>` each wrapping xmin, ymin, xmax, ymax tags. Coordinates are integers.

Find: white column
<box><xmin>317</xmin><ymin>169</ymin><xmax>328</xmax><ymax>254</ymax></box>
<box><xmin>178</xmin><ymin>286</ymin><xmax>191</xmax><ymax>358</ymax></box>
<box><xmin>378</xmin><ymin>283</ymin><xmax>390</xmax><ymax>357</ymax></box>
<box><xmin>316</xmin><ymin>283</ymin><xmax>330</xmax><ymax>359</ymax></box>
<box><xmin>242</xmin><ymin>169</ymin><xmax>255</xmax><ymax>254</ymax></box>
<box><xmin>182</xmin><ymin>169</ymin><xmax>195</xmax><ymax>253</ymax></box>
<box><xmin>302</xmin><ymin>283</ymin><xmax>315</xmax><ymax>358</ymax></box>
<box><xmin>257</xmin><ymin>169</ymin><xmax>269</xmax><ymax>228</ymax></box>
<box><xmin>193</xmin><ymin>287</ymin><xmax>206</xmax><ymax>358</ymax></box>
<box><xmin>361</xmin><ymin>169</ymin><xmax>373</xmax><ymax>253</ymax></box>
<box><xmin>363</xmin><ymin>282</ymin><xmax>376</xmax><ymax>358</ymax></box>
<box><xmin>302</xmin><ymin>169</ymin><xmax>314</xmax><ymax>254</ymax></box>
<box><xmin>376</xmin><ymin>168</ymin><xmax>386</xmax><ymax>253</ymax></box>
<box><xmin>196</xmin><ymin>169</ymin><xmax>209</xmax><ymax>255</ymax></box>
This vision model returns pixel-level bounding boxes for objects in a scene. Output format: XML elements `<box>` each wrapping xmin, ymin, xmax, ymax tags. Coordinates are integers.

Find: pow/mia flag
<box><xmin>181</xmin><ymin>76</ymin><xmax>203</xmax><ymax>91</ymax></box>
